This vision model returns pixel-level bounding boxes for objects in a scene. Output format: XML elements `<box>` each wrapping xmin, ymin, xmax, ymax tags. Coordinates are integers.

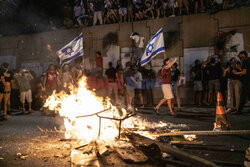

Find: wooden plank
<box><xmin>151</xmin><ymin>130</ymin><xmax>250</xmax><ymax>136</ymax></box>
<box><xmin>113</xmin><ymin>141</ymin><xmax>148</xmax><ymax>163</ymax></box>
<box><xmin>126</xmin><ymin>132</ymin><xmax>218</xmax><ymax>167</ymax></box>
<box><xmin>170</xmin><ymin>141</ymin><xmax>204</xmax><ymax>145</ymax></box>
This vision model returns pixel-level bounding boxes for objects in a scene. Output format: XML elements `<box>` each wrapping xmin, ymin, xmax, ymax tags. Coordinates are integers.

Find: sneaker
<box><xmin>4</xmin><ymin>114</ymin><xmax>10</xmax><ymax>119</ymax></box>
<box><xmin>231</xmin><ymin>110</ymin><xmax>242</xmax><ymax>115</ymax></box>
<box><xmin>140</xmin><ymin>105</ymin><xmax>144</xmax><ymax>108</ymax></box>
<box><xmin>226</xmin><ymin>108</ymin><xmax>233</xmax><ymax>114</ymax></box>
<box><xmin>169</xmin><ymin>15</ymin><xmax>176</xmax><ymax>17</ymax></box>
<box><xmin>127</xmin><ymin>106</ymin><xmax>134</xmax><ymax>112</ymax></box>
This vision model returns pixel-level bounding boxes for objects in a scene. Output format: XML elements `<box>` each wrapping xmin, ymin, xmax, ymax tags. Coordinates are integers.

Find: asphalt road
<box><xmin>0</xmin><ymin>106</ymin><xmax>249</xmax><ymax>167</ymax></box>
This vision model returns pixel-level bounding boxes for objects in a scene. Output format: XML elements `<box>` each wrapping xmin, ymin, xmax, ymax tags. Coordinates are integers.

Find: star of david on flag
<box><xmin>57</xmin><ymin>34</ymin><xmax>84</xmax><ymax>66</ymax></box>
<box><xmin>140</xmin><ymin>28</ymin><xmax>165</xmax><ymax>66</ymax></box>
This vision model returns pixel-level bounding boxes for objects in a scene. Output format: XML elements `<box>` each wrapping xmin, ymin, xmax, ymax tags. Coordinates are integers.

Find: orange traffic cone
<box><xmin>213</xmin><ymin>92</ymin><xmax>230</xmax><ymax>131</ymax></box>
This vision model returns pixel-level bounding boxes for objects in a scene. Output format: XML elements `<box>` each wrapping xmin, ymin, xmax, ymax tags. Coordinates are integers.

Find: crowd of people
<box><xmin>59</xmin><ymin>0</ymin><xmax>245</xmax><ymax>29</ymax></box>
<box><xmin>190</xmin><ymin>51</ymin><xmax>250</xmax><ymax>114</ymax></box>
<box><xmin>0</xmin><ymin>49</ymin><xmax>249</xmax><ymax>119</ymax></box>
<box><xmin>0</xmin><ymin>63</ymin><xmax>84</xmax><ymax>119</ymax></box>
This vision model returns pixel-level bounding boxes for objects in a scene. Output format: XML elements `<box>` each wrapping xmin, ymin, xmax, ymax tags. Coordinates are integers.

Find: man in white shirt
<box><xmin>130</xmin><ymin>32</ymin><xmax>145</xmax><ymax>65</ymax></box>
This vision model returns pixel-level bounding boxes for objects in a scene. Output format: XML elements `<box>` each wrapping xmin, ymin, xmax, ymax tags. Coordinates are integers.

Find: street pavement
<box><xmin>0</xmin><ymin>106</ymin><xmax>249</xmax><ymax>167</ymax></box>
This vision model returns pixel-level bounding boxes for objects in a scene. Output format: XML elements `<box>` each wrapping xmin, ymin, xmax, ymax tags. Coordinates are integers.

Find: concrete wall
<box><xmin>0</xmin><ymin>7</ymin><xmax>250</xmax><ymax>103</ymax></box>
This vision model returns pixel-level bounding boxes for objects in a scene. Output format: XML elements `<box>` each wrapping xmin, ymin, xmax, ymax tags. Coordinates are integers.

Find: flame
<box><xmin>44</xmin><ymin>76</ymin><xmax>121</xmax><ymax>144</ymax></box>
<box><xmin>44</xmin><ymin>76</ymin><xmax>174</xmax><ymax>144</ymax></box>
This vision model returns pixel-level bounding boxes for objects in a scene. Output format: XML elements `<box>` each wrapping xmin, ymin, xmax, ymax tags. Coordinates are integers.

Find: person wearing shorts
<box><xmin>0</xmin><ymin>63</ymin><xmax>13</xmax><ymax>119</ymax></box>
<box><xmin>105</xmin><ymin>62</ymin><xmax>119</xmax><ymax>104</ymax></box>
<box><xmin>154</xmin><ymin>58</ymin><xmax>178</xmax><ymax>116</ymax></box>
<box><xmin>15</xmin><ymin>67</ymin><xmax>33</xmax><ymax>113</ymax></box>
<box><xmin>118</xmin><ymin>0</ymin><xmax>128</xmax><ymax>22</ymax></box>
<box><xmin>124</xmin><ymin>62</ymin><xmax>137</xmax><ymax>111</ymax></box>
<box><xmin>154</xmin><ymin>0</ymin><xmax>163</xmax><ymax>18</ymax></box>
<box><xmin>168</xmin><ymin>0</ymin><xmax>176</xmax><ymax>17</ymax></box>
<box><xmin>177</xmin><ymin>0</ymin><xmax>189</xmax><ymax>15</ymax></box>
<box><xmin>133</xmin><ymin>66</ymin><xmax>144</xmax><ymax>108</ymax></box>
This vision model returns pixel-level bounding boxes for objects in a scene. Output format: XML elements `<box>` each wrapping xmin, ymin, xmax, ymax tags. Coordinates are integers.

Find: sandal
<box><xmin>153</xmin><ymin>107</ymin><xmax>160</xmax><ymax>115</ymax></box>
<box><xmin>170</xmin><ymin>112</ymin><xmax>177</xmax><ymax>116</ymax></box>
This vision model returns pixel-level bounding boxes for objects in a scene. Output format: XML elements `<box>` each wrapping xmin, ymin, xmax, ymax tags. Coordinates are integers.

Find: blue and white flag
<box><xmin>57</xmin><ymin>34</ymin><xmax>83</xmax><ymax>66</ymax></box>
<box><xmin>140</xmin><ymin>28</ymin><xmax>165</xmax><ymax>66</ymax></box>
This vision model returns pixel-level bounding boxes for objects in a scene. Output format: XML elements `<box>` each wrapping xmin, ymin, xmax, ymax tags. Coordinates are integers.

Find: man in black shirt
<box><xmin>171</xmin><ymin>63</ymin><xmax>181</xmax><ymax>111</ymax></box>
<box><xmin>237</xmin><ymin>51</ymin><xmax>250</xmax><ymax>113</ymax></box>
<box><xmin>105</xmin><ymin>62</ymin><xmax>119</xmax><ymax>104</ymax></box>
<box><xmin>207</xmin><ymin>58</ymin><xmax>221</xmax><ymax>105</ymax></box>
<box><xmin>0</xmin><ymin>63</ymin><xmax>13</xmax><ymax>118</ymax></box>
<box><xmin>191</xmin><ymin>60</ymin><xmax>203</xmax><ymax>106</ymax></box>
<box><xmin>93</xmin><ymin>0</ymin><xmax>103</xmax><ymax>25</ymax></box>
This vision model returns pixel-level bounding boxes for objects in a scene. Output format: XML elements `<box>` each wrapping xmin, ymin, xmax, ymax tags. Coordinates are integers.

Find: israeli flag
<box><xmin>140</xmin><ymin>28</ymin><xmax>165</xmax><ymax>66</ymax></box>
<box><xmin>57</xmin><ymin>34</ymin><xmax>83</xmax><ymax>66</ymax></box>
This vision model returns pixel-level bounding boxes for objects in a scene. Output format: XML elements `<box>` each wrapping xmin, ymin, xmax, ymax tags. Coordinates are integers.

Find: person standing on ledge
<box><xmin>154</xmin><ymin>58</ymin><xmax>178</xmax><ymax>116</ymax></box>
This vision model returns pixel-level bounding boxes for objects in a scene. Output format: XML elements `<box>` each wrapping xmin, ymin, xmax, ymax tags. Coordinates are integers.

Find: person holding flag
<box><xmin>154</xmin><ymin>58</ymin><xmax>178</xmax><ymax>116</ymax></box>
<box><xmin>57</xmin><ymin>34</ymin><xmax>84</xmax><ymax>66</ymax></box>
<box><xmin>140</xmin><ymin>28</ymin><xmax>178</xmax><ymax>116</ymax></box>
<box><xmin>140</xmin><ymin>28</ymin><xmax>165</xmax><ymax>67</ymax></box>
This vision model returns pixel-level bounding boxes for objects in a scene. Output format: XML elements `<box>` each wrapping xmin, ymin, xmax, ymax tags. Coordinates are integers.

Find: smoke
<box><xmin>0</xmin><ymin>0</ymin><xmax>20</xmax><ymax>18</ymax></box>
<box><xmin>0</xmin><ymin>0</ymin><xmax>67</xmax><ymax>36</ymax></box>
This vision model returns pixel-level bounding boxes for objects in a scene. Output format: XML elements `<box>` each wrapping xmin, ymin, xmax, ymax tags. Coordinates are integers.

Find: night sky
<box><xmin>0</xmin><ymin>0</ymin><xmax>75</xmax><ymax>36</ymax></box>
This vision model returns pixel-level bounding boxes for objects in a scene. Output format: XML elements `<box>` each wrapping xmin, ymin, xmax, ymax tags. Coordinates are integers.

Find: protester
<box><xmin>154</xmin><ymin>58</ymin><xmax>178</xmax><ymax>116</ymax></box>
<box><xmin>194</xmin><ymin>0</ymin><xmax>204</xmax><ymax>13</ymax></box>
<box><xmin>201</xmin><ymin>57</ymin><xmax>210</xmax><ymax>105</ymax></box>
<box><xmin>133</xmin><ymin>66</ymin><xmax>144</xmax><ymax>108</ymax></box>
<box><xmin>224</xmin><ymin>58</ymin><xmax>242</xmax><ymax>113</ymax></box>
<box><xmin>177</xmin><ymin>0</ymin><xmax>189</xmax><ymax>15</ymax></box>
<box><xmin>237</xmin><ymin>51</ymin><xmax>250</xmax><ymax>113</ymax></box>
<box><xmin>118</xmin><ymin>0</ymin><xmax>128</xmax><ymax>22</ymax></box>
<box><xmin>104</xmin><ymin>6</ymin><xmax>118</xmax><ymax>24</ymax></box>
<box><xmin>15</xmin><ymin>67</ymin><xmax>33</xmax><ymax>113</ymax></box>
<box><xmin>154</xmin><ymin>0</ymin><xmax>164</xmax><ymax>18</ymax></box>
<box><xmin>116</xmin><ymin>61</ymin><xmax>125</xmax><ymax>96</ymax></box>
<box><xmin>171</xmin><ymin>63</ymin><xmax>181</xmax><ymax>111</ymax></box>
<box><xmin>168</xmin><ymin>0</ymin><xmax>176</xmax><ymax>17</ymax></box>
<box><xmin>43</xmin><ymin>64</ymin><xmax>59</xmax><ymax>96</ymax></box>
<box><xmin>143</xmin><ymin>1</ymin><xmax>154</xmax><ymax>19</ymax></box>
<box><xmin>71</xmin><ymin>65</ymin><xmax>83</xmax><ymax>84</ymax></box>
<box><xmin>62</xmin><ymin>3</ymin><xmax>73</xmax><ymax>28</ymax></box>
<box><xmin>191</xmin><ymin>60</ymin><xmax>203</xmax><ymax>106</ymax></box>
<box><xmin>127</xmin><ymin>0</ymin><xmax>134</xmax><ymax>22</ymax></box>
<box><xmin>11</xmin><ymin>70</ymin><xmax>20</xmax><ymax>110</ymax></box>
<box><xmin>61</xmin><ymin>65</ymin><xmax>74</xmax><ymax>93</ymax></box>
<box><xmin>130</xmin><ymin>32</ymin><xmax>145</xmax><ymax>65</ymax></box>
<box><xmin>0</xmin><ymin>63</ymin><xmax>13</xmax><ymax>118</ymax></box>
<box><xmin>74</xmin><ymin>2</ymin><xmax>83</xmax><ymax>26</ymax></box>
<box><xmin>124</xmin><ymin>62</ymin><xmax>137</xmax><ymax>111</ymax></box>
<box><xmin>207</xmin><ymin>57</ymin><xmax>221</xmax><ymax>105</ymax></box>
<box><xmin>141</xmin><ymin>65</ymin><xmax>155</xmax><ymax>106</ymax></box>
<box><xmin>105</xmin><ymin>62</ymin><xmax>119</xmax><ymax>104</ymax></box>
<box><xmin>93</xmin><ymin>0</ymin><xmax>103</xmax><ymax>25</ymax></box>
<box><xmin>134</xmin><ymin>3</ymin><xmax>144</xmax><ymax>20</ymax></box>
